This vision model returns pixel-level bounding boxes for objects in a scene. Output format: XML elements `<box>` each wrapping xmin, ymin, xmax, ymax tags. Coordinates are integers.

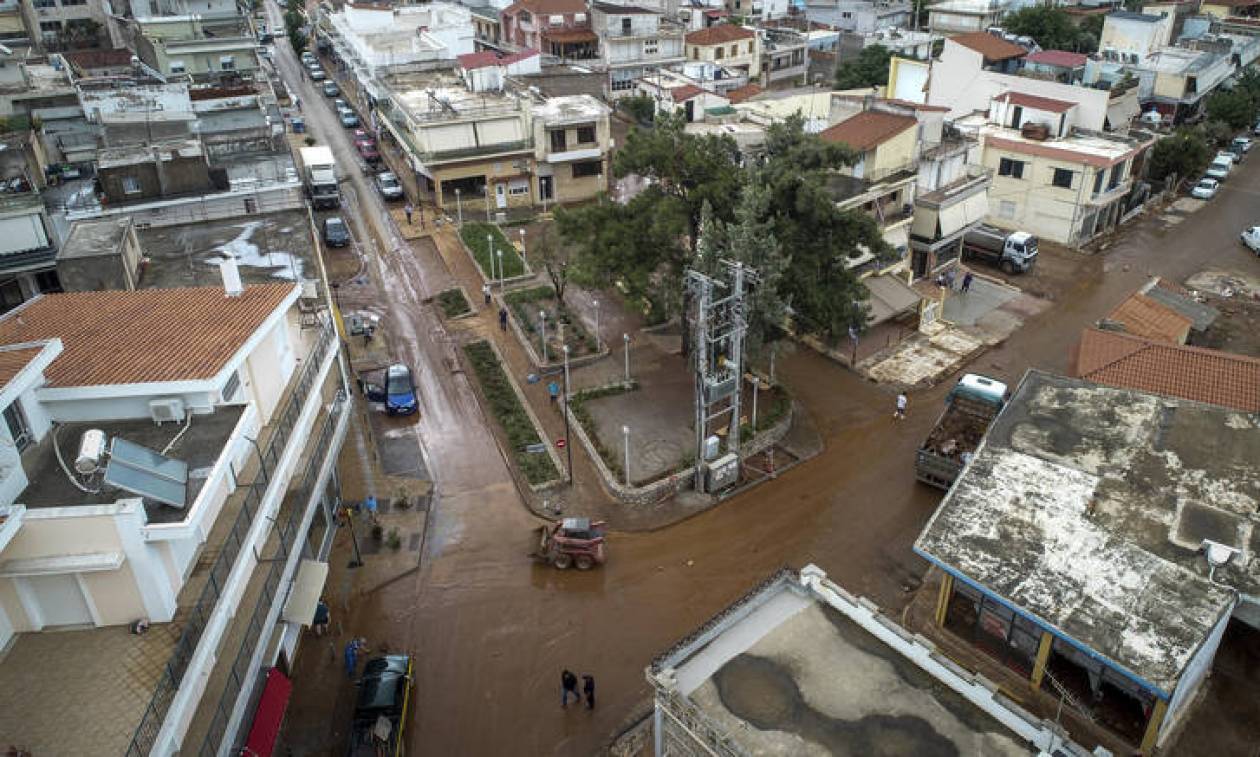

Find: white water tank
<box><xmin>76</xmin><ymin>429</ymin><xmax>107</xmax><ymax>474</ymax></box>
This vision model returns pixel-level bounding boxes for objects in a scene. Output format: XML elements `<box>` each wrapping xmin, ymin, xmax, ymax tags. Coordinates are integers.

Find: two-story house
<box><xmin>685</xmin><ymin>24</ymin><xmax>761</xmax><ymax>80</ymax></box>
<box><xmin>133</xmin><ymin>15</ymin><xmax>259</xmax><ymax>80</ymax></box>
<box><xmin>591</xmin><ymin>1</ymin><xmax>686</xmax><ymax>98</ymax></box>
<box><xmin>0</xmin><ymin>281</ymin><xmax>349</xmax><ymax>756</ymax></box>
<box><xmin>532</xmin><ymin>94</ymin><xmax>612</xmax><ymax>204</ymax></box>
<box><xmin>501</xmin><ymin>0</ymin><xmax>598</xmax><ymax>59</ymax></box>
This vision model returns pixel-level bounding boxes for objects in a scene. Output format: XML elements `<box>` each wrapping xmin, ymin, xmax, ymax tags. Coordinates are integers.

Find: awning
<box><xmin>542</xmin><ymin>29</ymin><xmax>598</xmax><ymax>44</ymax></box>
<box><xmin>864</xmin><ymin>273</ymin><xmax>922</xmax><ymax>326</ymax></box>
<box><xmin>243</xmin><ymin>668</ymin><xmax>293</xmax><ymax>757</ymax></box>
<box><xmin>282</xmin><ymin>559</ymin><xmax>328</xmax><ymax>625</ymax></box>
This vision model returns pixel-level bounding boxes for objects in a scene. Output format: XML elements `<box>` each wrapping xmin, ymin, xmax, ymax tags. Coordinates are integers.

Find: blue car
<box><xmin>367</xmin><ymin>363</ymin><xmax>418</xmax><ymax>415</ymax></box>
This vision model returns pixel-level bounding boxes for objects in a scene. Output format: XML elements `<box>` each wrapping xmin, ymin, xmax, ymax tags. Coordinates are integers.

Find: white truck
<box><xmin>298</xmin><ymin>145</ymin><xmax>340</xmax><ymax>209</ymax></box>
<box><xmin>962</xmin><ymin>225</ymin><xmax>1038</xmax><ymax>274</ymax></box>
<box><xmin>915</xmin><ymin>374</ymin><xmax>1008</xmax><ymax>490</ymax></box>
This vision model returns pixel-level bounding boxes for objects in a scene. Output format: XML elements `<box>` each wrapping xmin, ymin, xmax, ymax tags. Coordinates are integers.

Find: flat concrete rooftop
<box><xmin>136</xmin><ymin>209</ymin><xmax>317</xmax><ymax>289</ymax></box>
<box><xmin>18</xmin><ymin>407</ymin><xmax>244</xmax><ymax>523</ymax></box>
<box><xmin>915</xmin><ymin>370</ymin><xmax>1257</xmax><ymax>695</ymax></box>
<box><xmin>653</xmin><ymin>567</ymin><xmax>1079</xmax><ymax>755</ymax></box>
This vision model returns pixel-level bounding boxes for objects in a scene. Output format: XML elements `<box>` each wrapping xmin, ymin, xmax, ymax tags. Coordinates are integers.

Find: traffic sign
<box><xmin>555</xmin><ymin>438</ymin><xmax>566</xmax><ymax>449</ymax></box>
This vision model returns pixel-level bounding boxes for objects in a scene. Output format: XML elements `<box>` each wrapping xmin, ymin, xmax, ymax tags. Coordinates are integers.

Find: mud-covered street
<box><xmin>265</xmin><ymin>9</ymin><xmax>1260</xmax><ymax>753</ymax></box>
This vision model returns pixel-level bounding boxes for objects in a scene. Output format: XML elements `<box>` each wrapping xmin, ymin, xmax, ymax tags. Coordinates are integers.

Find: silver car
<box><xmin>376</xmin><ymin>171</ymin><xmax>404</xmax><ymax>201</ymax></box>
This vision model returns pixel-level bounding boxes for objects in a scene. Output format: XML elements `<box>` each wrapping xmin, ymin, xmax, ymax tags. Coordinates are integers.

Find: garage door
<box><xmin>26</xmin><ymin>574</ymin><xmax>92</xmax><ymax>627</ymax></box>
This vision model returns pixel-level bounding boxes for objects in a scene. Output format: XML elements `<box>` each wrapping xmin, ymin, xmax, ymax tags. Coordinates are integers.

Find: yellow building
<box><xmin>1200</xmin><ymin>0</ymin><xmax>1260</xmax><ymax>19</ymax></box>
<box><xmin>684</xmin><ymin>24</ymin><xmax>761</xmax><ymax>79</ymax></box>
<box><xmin>820</xmin><ymin>109</ymin><xmax>918</xmax><ymax>182</ymax></box>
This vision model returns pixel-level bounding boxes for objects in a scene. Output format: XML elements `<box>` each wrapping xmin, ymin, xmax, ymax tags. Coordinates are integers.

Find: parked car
<box><xmin>376</xmin><ymin>171</ymin><xmax>404</xmax><ymax>200</ymax></box>
<box><xmin>1215</xmin><ymin>150</ymin><xmax>1237</xmax><ymax>165</ymax></box>
<box><xmin>1191</xmin><ymin>178</ymin><xmax>1219</xmax><ymax>200</ymax></box>
<box><xmin>1242</xmin><ymin>226</ymin><xmax>1260</xmax><ymax>254</ymax></box>
<box><xmin>1232</xmin><ymin>136</ymin><xmax>1253</xmax><ymax>155</ymax></box>
<box><xmin>1206</xmin><ymin>157</ymin><xmax>1232</xmax><ymax>180</ymax></box>
<box><xmin>356</xmin><ymin>138</ymin><xmax>380</xmax><ymax>163</ymax></box>
<box><xmin>338</xmin><ymin>107</ymin><xmax>359</xmax><ymax>127</ymax></box>
<box><xmin>1254</xmin><ymin>119</ymin><xmax>1260</xmax><ymax>136</ymax></box>
<box><xmin>322</xmin><ymin>81</ymin><xmax>339</xmax><ymax>97</ymax></box>
<box><xmin>301</xmin><ymin>51</ymin><xmax>315</xmax><ymax>64</ymax></box>
<box><xmin>333</xmin><ymin>98</ymin><xmax>348</xmax><ymax>111</ymax></box>
<box><xmin>365</xmin><ymin>364</ymin><xmax>418</xmax><ymax>415</ymax></box>
<box><xmin>323</xmin><ymin>216</ymin><xmax>350</xmax><ymax>247</ymax></box>
<box><xmin>309</xmin><ymin>67</ymin><xmax>326</xmax><ymax>82</ymax></box>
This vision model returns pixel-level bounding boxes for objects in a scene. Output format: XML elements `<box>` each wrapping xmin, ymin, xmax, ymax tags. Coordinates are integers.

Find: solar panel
<box><xmin>104</xmin><ymin>437</ymin><xmax>189</xmax><ymax>508</ymax></box>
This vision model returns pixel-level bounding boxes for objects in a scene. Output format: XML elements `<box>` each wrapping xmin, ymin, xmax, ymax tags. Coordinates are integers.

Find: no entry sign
<box><xmin>555</xmin><ymin>438</ymin><xmax>566</xmax><ymax>449</ymax></box>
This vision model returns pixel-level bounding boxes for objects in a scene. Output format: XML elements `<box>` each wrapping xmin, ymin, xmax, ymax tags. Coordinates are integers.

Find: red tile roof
<box><xmin>994</xmin><ymin>91</ymin><xmax>1077</xmax><ymax>113</ymax></box>
<box><xmin>1072</xmin><ymin>328</ymin><xmax>1260</xmax><ymax>412</ymax></box>
<box><xmin>686</xmin><ymin>24</ymin><xmax>755</xmax><ymax>45</ymax></box>
<box><xmin>819</xmin><ymin>111</ymin><xmax>917</xmax><ymax>152</ymax></box>
<box><xmin>0</xmin><ymin>285</ymin><xmax>297</xmax><ymax>388</ymax></box>
<box><xmin>670</xmin><ymin>84</ymin><xmax>705</xmax><ymax>102</ymax></box>
<box><xmin>1024</xmin><ymin>50</ymin><xmax>1089</xmax><ymax>68</ymax></box>
<box><xmin>505</xmin><ymin>0</ymin><xmax>587</xmax><ymax>15</ymax></box>
<box><xmin>1107</xmin><ymin>292</ymin><xmax>1193</xmax><ymax>344</ymax></box>
<box><xmin>0</xmin><ymin>345</ymin><xmax>44</xmax><ymax>392</ymax></box>
<box><xmin>725</xmin><ymin>83</ymin><xmax>763</xmax><ymax>104</ymax></box>
<box><xmin>949</xmin><ymin>32</ymin><xmax>1028</xmax><ymax>62</ymax></box>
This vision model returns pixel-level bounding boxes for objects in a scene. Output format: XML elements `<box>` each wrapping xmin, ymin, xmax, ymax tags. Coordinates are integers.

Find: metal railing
<box><xmin>198</xmin><ymin>390</ymin><xmax>348</xmax><ymax>756</ymax></box>
<box><xmin>125</xmin><ymin>323</ymin><xmax>337</xmax><ymax>757</ymax></box>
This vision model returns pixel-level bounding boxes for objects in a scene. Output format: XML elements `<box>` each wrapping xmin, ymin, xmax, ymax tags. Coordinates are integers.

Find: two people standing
<box><xmin>561</xmin><ymin>669</ymin><xmax>595</xmax><ymax>710</ymax></box>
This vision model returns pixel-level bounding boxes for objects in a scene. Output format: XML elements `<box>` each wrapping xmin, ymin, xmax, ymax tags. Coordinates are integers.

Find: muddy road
<box><xmin>268</xmin><ymin>19</ymin><xmax>1260</xmax><ymax>753</ymax></box>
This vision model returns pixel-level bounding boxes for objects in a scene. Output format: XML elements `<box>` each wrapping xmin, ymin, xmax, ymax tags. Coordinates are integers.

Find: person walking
<box><xmin>547</xmin><ymin>381</ymin><xmax>560</xmax><ymax>405</ymax></box>
<box><xmin>482</xmin><ymin>282</ymin><xmax>491</xmax><ymax>305</ymax></box>
<box><xmin>561</xmin><ymin>669</ymin><xmax>578</xmax><ymax>707</ymax></box>
<box><xmin>312</xmin><ymin>599</ymin><xmax>330</xmax><ymax>637</ymax></box>
<box><xmin>582</xmin><ymin>674</ymin><xmax>595</xmax><ymax>710</ymax></box>
<box><xmin>498</xmin><ymin>306</ymin><xmax>508</xmax><ymax>331</ymax></box>
<box><xmin>961</xmin><ymin>271</ymin><xmax>974</xmax><ymax>294</ymax></box>
<box><xmin>894</xmin><ymin>392</ymin><xmax>908</xmax><ymax>420</ymax></box>
<box><xmin>344</xmin><ymin>637</ymin><xmax>368</xmax><ymax>678</ymax></box>
<box><xmin>404</xmin><ymin>202</ymin><xmax>414</xmax><ymax>226</ymax></box>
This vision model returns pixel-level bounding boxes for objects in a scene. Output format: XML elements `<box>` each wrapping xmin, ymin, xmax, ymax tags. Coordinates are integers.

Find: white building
<box><xmin>0</xmin><ymin>282</ymin><xmax>350</xmax><ymax>756</ymax></box>
<box><xmin>591</xmin><ymin>1</ymin><xmax>686</xmax><ymax>98</ymax></box>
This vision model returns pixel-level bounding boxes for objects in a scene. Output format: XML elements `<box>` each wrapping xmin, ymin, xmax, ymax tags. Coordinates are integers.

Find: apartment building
<box><xmin>591</xmin><ymin>1</ymin><xmax>686</xmax><ymax>98</ymax></box>
<box><xmin>30</xmin><ymin>0</ymin><xmax>108</xmax><ymax>51</ymax></box>
<box><xmin>532</xmin><ymin>94</ymin><xmax>612</xmax><ymax>204</ymax></box>
<box><xmin>0</xmin><ymin>130</ymin><xmax>58</xmax><ymax>313</ymax></box>
<box><xmin>501</xmin><ymin>0</ymin><xmax>598</xmax><ymax>59</ymax></box>
<box><xmin>684</xmin><ymin>24</ymin><xmax>761</xmax><ymax>79</ymax></box>
<box><xmin>0</xmin><ymin>281</ymin><xmax>349</xmax><ymax>755</ymax></box>
<box><xmin>758</xmin><ymin>27</ymin><xmax>807</xmax><ymax>88</ymax></box>
<box><xmin>806</xmin><ymin>0</ymin><xmax>911</xmax><ymax>33</ymax></box>
<box><xmin>132</xmin><ymin>15</ymin><xmax>260</xmax><ymax>80</ymax></box>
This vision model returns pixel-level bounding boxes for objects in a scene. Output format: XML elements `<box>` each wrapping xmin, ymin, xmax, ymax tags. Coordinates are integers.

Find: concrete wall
<box><xmin>56</xmin><ymin>227</ymin><xmax>141</xmax><ymax>293</ymax></box>
<box><xmin>1162</xmin><ymin>607</ymin><xmax>1231</xmax><ymax>743</ymax></box>
<box><xmin>98</xmin><ymin>154</ymin><xmax>213</xmax><ymax>204</ymax></box>
<box><xmin>1100</xmin><ymin>15</ymin><xmax>1173</xmax><ymax>57</ymax></box>
<box><xmin>241</xmin><ymin>318</ymin><xmax>296</xmax><ymax>424</ymax></box>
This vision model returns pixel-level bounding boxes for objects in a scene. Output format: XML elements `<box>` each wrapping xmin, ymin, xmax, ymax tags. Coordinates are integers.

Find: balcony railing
<box><xmin>124</xmin><ymin>322</ymin><xmax>338</xmax><ymax>757</ymax></box>
<box><xmin>197</xmin><ymin>389</ymin><xmax>348</xmax><ymax>756</ymax></box>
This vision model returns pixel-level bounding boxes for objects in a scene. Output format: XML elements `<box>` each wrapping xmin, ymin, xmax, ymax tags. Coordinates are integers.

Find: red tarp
<box><xmin>243</xmin><ymin>667</ymin><xmax>293</xmax><ymax>757</ymax></box>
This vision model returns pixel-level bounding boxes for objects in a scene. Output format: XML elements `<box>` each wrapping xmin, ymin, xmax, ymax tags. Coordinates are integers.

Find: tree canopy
<box><xmin>556</xmin><ymin>114</ymin><xmax>884</xmax><ymax>348</ymax></box>
<box><xmin>1003</xmin><ymin>7</ymin><xmax>1098</xmax><ymax>53</ymax></box>
<box><xmin>834</xmin><ymin>45</ymin><xmax>892</xmax><ymax>91</ymax></box>
<box><xmin>1147</xmin><ymin>129</ymin><xmax>1212</xmax><ymax>182</ymax></box>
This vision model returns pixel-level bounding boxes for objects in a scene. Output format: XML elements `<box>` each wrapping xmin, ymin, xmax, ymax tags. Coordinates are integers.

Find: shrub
<box><xmin>463</xmin><ymin>341</ymin><xmax>559</xmax><ymax>485</ymax></box>
<box><xmin>460</xmin><ymin>222</ymin><xmax>526</xmax><ymax>279</ymax></box>
<box><xmin>436</xmin><ymin>288</ymin><xmax>471</xmax><ymax>318</ymax></box>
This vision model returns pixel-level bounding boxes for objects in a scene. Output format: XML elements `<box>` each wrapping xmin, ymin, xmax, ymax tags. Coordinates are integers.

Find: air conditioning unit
<box><xmin>149</xmin><ymin>398</ymin><xmax>186</xmax><ymax>425</ymax></box>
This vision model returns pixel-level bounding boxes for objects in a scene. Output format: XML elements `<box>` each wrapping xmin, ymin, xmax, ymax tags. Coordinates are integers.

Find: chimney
<box><xmin>219</xmin><ymin>257</ymin><xmax>243</xmax><ymax>297</ymax></box>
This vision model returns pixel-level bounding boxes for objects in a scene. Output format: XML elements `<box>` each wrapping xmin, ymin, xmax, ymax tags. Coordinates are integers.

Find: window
<box><xmin>997</xmin><ymin>157</ymin><xmax>1024</xmax><ymax>179</ymax></box>
<box><xmin>730</xmin><ymin>44</ymin><xmax>737</xmax><ymax>57</ymax></box>
<box><xmin>1093</xmin><ymin>169</ymin><xmax>1104</xmax><ymax>195</ymax></box>
<box><xmin>577</xmin><ymin>126</ymin><xmax>595</xmax><ymax>144</ymax></box>
<box><xmin>169</xmin><ymin>60</ymin><xmax>186</xmax><ymax>74</ymax></box>
<box><xmin>747</xmin><ymin>42</ymin><xmax>753</xmax><ymax>54</ymax></box>
<box><xmin>575</xmin><ymin>12</ymin><xmax>586</xmax><ymax>22</ymax></box>
<box><xmin>549</xmin><ymin>14</ymin><xmax>563</xmax><ymax>25</ymax></box>
<box><xmin>1108</xmin><ymin>160</ymin><xmax>1125</xmax><ymax>189</ymax></box>
<box><xmin>0</xmin><ymin>279</ymin><xmax>23</xmax><ymax>313</ymax></box>
<box><xmin>550</xmin><ymin>129</ymin><xmax>567</xmax><ymax>152</ymax></box>
<box><xmin>62</xmin><ymin>0</ymin><xmax>87</xmax><ymax>5</ymax></box>
<box><xmin>621</xmin><ymin>17</ymin><xmax>631</xmax><ymax>34</ymax></box>
<box><xmin>841</xmin><ymin>10</ymin><xmax>852</xmax><ymax>17</ymax></box>
<box><xmin>34</xmin><ymin>270</ymin><xmax>61</xmax><ymax>293</ymax></box>
<box><xmin>715</xmin><ymin>46</ymin><xmax>724</xmax><ymax>60</ymax></box>
<box><xmin>33</xmin><ymin>0</ymin><xmax>54</xmax><ymax>7</ymax></box>
<box><xmin>644</xmin><ymin>38</ymin><xmax>657</xmax><ymax>55</ymax></box>
<box><xmin>220</xmin><ymin>55</ymin><xmax>235</xmax><ymax>70</ymax></box>
<box><xmin>39</xmin><ymin>21</ymin><xmax>60</xmax><ymax>33</ymax></box>
<box><xmin>999</xmin><ymin>200</ymin><xmax>1016</xmax><ymax>219</ymax></box>
<box><xmin>519</xmin><ymin>9</ymin><xmax>532</xmax><ymax>21</ymax></box>
<box><xmin>692</xmin><ymin>47</ymin><xmax>699</xmax><ymax>60</ymax></box>
<box><xmin>122</xmin><ymin>176</ymin><xmax>142</xmax><ymax>194</ymax></box>
<box><xmin>1051</xmin><ymin>168</ymin><xmax>1073</xmax><ymax>189</ymax></box>
<box><xmin>572</xmin><ymin>160</ymin><xmax>602</xmax><ymax>178</ymax></box>
<box><xmin>3</xmin><ymin>402</ymin><xmax>30</xmax><ymax>451</ymax></box>
<box><xmin>508</xmin><ymin>183</ymin><xmax>529</xmax><ymax>196</ymax></box>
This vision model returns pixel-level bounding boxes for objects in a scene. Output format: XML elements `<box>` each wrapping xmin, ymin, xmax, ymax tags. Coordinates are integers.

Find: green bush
<box><xmin>460</xmin><ymin>222</ymin><xmax>526</xmax><ymax>279</ymax></box>
<box><xmin>463</xmin><ymin>341</ymin><xmax>559</xmax><ymax>485</ymax></box>
<box><xmin>436</xmin><ymin>288</ymin><xmax>471</xmax><ymax>318</ymax></box>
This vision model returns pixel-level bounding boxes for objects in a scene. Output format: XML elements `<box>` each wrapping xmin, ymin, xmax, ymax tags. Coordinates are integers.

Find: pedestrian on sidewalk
<box><xmin>498</xmin><ymin>307</ymin><xmax>508</xmax><ymax>331</ymax></box>
<box><xmin>312</xmin><ymin>598</ymin><xmax>330</xmax><ymax>637</ymax></box>
<box><xmin>548</xmin><ymin>381</ymin><xmax>559</xmax><ymax>405</ymax></box>
<box><xmin>582</xmin><ymin>674</ymin><xmax>595</xmax><ymax>710</ymax></box>
<box><xmin>363</xmin><ymin>495</ymin><xmax>378</xmax><ymax>524</ymax></box>
<box><xmin>344</xmin><ymin>637</ymin><xmax>368</xmax><ymax>678</ymax></box>
<box><xmin>482</xmin><ymin>282</ymin><xmax>491</xmax><ymax>305</ymax></box>
<box><xmin>404</xmin><ymin>202</ymin><xmax>414</xmax><ymax>226</ymax></box>
<box><xmin>894</xmin><ymin>392</ymin><xmax>908</xmax><ymax>420</ymax></box>
<box><xmin>961</xmin><ymin>271</ymin><xmax>974</xmax><ymax>293</ymax></box>
<box><xmin>561</xmin><ymin>670</ymin><xmax>578</xmax><ymax>707</ymax></box>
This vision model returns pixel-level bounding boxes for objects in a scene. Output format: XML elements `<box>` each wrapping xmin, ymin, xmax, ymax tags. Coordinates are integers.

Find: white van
<box><xmin>1206</xmin><ymin>156</ymin><xmax>1233</xmax><ymax>181</ymax></box>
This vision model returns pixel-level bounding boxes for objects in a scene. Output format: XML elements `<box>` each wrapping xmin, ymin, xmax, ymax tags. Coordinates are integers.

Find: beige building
<box><xmin>684</xmin><ymin>24</ymin><xmax>761</xmax><ymax>79</ymax></box>
<box><xmin>821</xmin><ymin>109</ymin><xmax>919</xmax><ymax>182</ymax></box>
<box><xmin>133</xmin><ymin>15</ymin><xmax>259</xmax><ymax>79</ymax></box>
<box><xmin>532</xmin><ymin>94</ymin><xmax>612</xmax><ymax>205</ymax></box>
<box><xmin>0</xmin><ymin>282</ymin><xmax>350</xmax><ymax>756</ymax></box>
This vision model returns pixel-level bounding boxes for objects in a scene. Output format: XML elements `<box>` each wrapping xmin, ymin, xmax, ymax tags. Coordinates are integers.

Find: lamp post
<box><xmin>622</xmin><ymin>425</ymin><xmax>630</xmax><ymax>486</ymax></box>
<box><xmin>622</xmin><ymin>333</ymin><xmax>630</xmax><ymax>383</ymax></box>
<box><xmin>563</xmin><ymin>344</ymin><xmax>573</xmax><ymax>484</ymax></box>
<box><xmin>539</xmin><ymin>310</ymin><xmax>548</xmax><ymax>363</ymax></box>
<box><xmin>455</xmin><ymin>188</ymin><xmax>462</xmax><ymax>226</ymax></box>
<box><xmin>497</xmin><ymin>249</ymin><xmax>504</xmax><ymax>288</ymax></box>
<box><xmin>519</xmin><ymin>227</ymin><xmax>527</xmax><ymax>260</ymax></box>
<box><xmin>593</xmin><ymin>299</ymin><xmax>601</xmax><ymax>351</ymax></box>
<box><xmin>751</xmin><ymin>376</ymin><xmax>760</xmax><ymax>434</ymax></box>
<box><xmin>486</xmin><ymin>233</ymin><xmax>495</xmax><ymax>283</ymax></box>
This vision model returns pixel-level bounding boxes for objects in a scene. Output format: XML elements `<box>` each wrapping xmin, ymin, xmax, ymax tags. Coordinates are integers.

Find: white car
<box><xmin>1191</xmin><ymin>178</ymin><xmax>1219</xmax><ymax>199</ymax></box>
<box><xmin>1242</xmin><ymin>226</ymin><xmax>1260</xmax><ymax>254</ymax></box>
<box><xmin>1215</xmin><ymin>150</ymin><xmax>1237</xmax><ymax>165</ymax></box>
<box><xmin>1206</xmin><ymin>159</ymin><xmax>1232</xmax><ymax>180</ymax></box>
<box><xmin>1232</xmin><ymin>137</ymin><xmax>1253</xmax><ymax>154</ymax></box>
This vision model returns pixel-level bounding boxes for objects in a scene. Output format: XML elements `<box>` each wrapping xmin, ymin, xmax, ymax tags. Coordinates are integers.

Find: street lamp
<box><xmin>751</xmin><ymin>376</ymin><xmax>760</xmax><ymax>434</ymax></box>
<box><xmin>622</xmin><ymin>333</ymin><xmax>630</xmax><ymax>383</ymax></box>
<box><xmin>539</xmin><ymin>310</ymin><xmax>548</xmax><ymax>363</ymax></box>
<box><xmin>622</xmin><ymin>425</ymin><xmax>630</xmax><ymax>487</ymax></box>
<box><xmin>519</xmin><ymin>227</ymin><xmax>527</xmax><ymax>259</ymax></box>
<box><xmin>496</xmin><ymin>249</ymin><xmax>504</xmax><ymax>288</ymax></box>
<box><xmin>593</xmin><ymin>299</ymin><xmax>601</xmax><ymax>352</ymax></box>
<box><xmin>563</xmin><ymin>344</ymin><xmax>573</xmax><ymax>484</ymax></box>
<box><xmin>455</xmin><ymin>188</ymin><xmax>462</xmax><ymax>226</ymax></box>
<box><xmin>486</xmin><ymin>233</ymin><xmax>495</xmax><ymax>282</ymax></box>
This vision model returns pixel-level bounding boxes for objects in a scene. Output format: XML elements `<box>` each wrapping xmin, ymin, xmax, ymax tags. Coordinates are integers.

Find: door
<box><xmin>26</xmin><ymin>574</ymin><xmax>93</xmax><ymax>627</ymax></box>
<box><xmin>495</xmin><ymin>182</ymin><xmax>507</xmax><ymax>209</ymax></box>
<box><xmin>539</xmin><ymin>176</ymin><xmax>554</xmax><ymax>201</ymax></box>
